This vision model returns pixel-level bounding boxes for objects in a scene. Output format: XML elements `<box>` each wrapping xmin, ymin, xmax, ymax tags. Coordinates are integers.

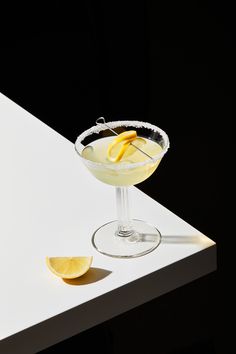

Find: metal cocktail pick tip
<box><xmin>96</xmin><ymin>117</ymin><xmax>153</xmax><ymax>160</ymax></box>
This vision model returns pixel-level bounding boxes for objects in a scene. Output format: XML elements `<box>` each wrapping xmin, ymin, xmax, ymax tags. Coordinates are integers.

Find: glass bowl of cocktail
<box><xmin>75</xmin><ymin>118</ymin><xmax>169</xmax><ymax>258</ymax></box>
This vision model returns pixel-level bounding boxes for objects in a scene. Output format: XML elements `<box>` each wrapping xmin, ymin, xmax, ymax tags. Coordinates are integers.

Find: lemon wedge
<box><xmin>107</xmin><ymin>130</ymin><xmax>137</xmax><ymax>162</ymax></box>
<box><xmin>46</xmin><ymin>256</ymin><xmax>93</xmax><ymax>279</ymax></box>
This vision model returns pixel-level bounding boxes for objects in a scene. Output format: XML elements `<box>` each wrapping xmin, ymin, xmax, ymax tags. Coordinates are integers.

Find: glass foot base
<box><xmin>92</xmin><ymin>220</ymin><xmax>161</xmax><ymax>258</ymax></box>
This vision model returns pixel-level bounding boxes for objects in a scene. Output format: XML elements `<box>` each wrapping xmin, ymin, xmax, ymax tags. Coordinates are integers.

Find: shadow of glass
<box><xmin>63</xmin><ymin>267</ymin><xmax>112</xmax><ymax>286</ymax></box>
<box><xmin>161</xmin><ymin>235</ymin><xmax>203</xmax><ymax>244</ymax></box>
<box><xmin>138</xmin><ymin>233</ymin><xmax>159</xmax><ymax>242</ymax></box>
<box><xmin>123</xmin><ymin>233</ymin><xmax>203</xmax><ymax>244</ymax></box>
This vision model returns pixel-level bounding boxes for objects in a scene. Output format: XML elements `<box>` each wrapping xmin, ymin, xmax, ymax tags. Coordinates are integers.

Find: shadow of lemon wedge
<box><xmin>63</xmin><ymin>267</ymin><xmax>112</xmax><ymax>285</ymax></box>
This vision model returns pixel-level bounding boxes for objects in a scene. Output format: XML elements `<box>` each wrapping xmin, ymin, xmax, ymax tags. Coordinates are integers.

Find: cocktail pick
<box><xmin>96</xmin><ymin>117</ymin><xmax>153</xmax><ymax>160</ymax></box>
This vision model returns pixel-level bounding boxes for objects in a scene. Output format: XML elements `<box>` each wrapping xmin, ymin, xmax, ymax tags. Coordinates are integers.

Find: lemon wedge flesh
<box><xmin>107</xmin><ymin>130</ymin><xmax>138</xmax><ymax>162</ymax></box>
<box><xmin>46</xmin><ymin>256</ymin><xmax>93</xmax><ymax>279</ymax></box>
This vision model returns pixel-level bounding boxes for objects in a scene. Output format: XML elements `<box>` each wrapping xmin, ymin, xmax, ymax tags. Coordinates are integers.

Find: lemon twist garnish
<box><xmin>46</xmin><ymin>256</ymin><xmax>93</xmax><ymax>279</ymax></box>
<box><xmin>107</xmin><ymin>130</ymin><xmax>138</xmax><ymax>162</ymax></box>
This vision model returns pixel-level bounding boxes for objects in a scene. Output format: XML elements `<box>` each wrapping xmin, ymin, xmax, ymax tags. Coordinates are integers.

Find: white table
<box><xmin>0</xmin><ymin>92</ymin><xmax>216</xmax><ymax>353</ymax></box>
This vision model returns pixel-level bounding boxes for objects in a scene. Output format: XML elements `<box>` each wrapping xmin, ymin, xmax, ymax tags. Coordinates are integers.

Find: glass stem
<box><xmin>116</xmin><ymin>187</ymin><xmax>134</xmax><ymax>237</ymax></box>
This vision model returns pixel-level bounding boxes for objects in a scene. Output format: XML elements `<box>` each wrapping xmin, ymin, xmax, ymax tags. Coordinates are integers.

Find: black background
<box><xmin>0</xmin><ymin>1</ymin><xmax>233</xmax><ymax>353</ymax></box>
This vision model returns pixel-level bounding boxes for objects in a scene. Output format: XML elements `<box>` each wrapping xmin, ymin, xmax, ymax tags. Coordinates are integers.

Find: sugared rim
<box><xmin>75</xmin><ymin>120</ymin><xmax>170</xmax><ymax>170</ymax></box>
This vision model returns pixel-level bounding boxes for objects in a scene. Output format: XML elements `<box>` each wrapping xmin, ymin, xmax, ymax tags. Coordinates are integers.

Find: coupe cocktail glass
<box><xmin>75</xmin><ymin>120</ymin><xmax>169</xmax><ymax>258</ymax></box>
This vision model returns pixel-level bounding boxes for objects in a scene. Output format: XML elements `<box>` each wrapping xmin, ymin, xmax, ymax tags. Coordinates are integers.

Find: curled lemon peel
<box><xmin>107</xmin><ymin>130</ymin><xmax>138</xmax><ymax>162</ymax></box>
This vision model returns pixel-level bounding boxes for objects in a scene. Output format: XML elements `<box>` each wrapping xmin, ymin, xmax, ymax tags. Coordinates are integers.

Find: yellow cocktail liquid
<box><xmin>82</xmin><ymin>136</ymin><xmax>163</xmax><ymax>186</ymax></box>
